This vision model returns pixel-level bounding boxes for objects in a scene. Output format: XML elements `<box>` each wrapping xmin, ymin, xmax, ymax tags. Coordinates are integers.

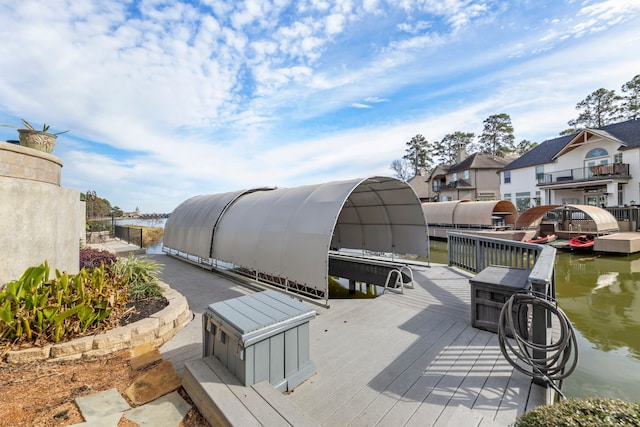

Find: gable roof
<box><xmin>448</xmin><ymin>152</ymin><xmax>510</xmax><ymax>172</ymax></box>
<box><xmin>503</xmin><ymin>119</ymin><xmax>640</xmax><ymax>171</ymax></box>
<box><xmin>427</xmin><ymin>163</ymin><xmax>451</xmax><ymax>179</ymax></box>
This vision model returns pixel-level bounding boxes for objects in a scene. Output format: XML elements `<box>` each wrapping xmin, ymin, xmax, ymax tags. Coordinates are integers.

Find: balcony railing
<box><xmin>537</xmin><ymin>163</ymin><xmax>629</xmax><ymax>185</ymax></box>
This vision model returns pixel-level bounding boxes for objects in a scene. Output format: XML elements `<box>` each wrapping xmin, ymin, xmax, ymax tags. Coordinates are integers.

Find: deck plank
<box><xmin>376</xmin><ymin>324</ymin><xmax>481</xmax><ymax>426</ymax></box>
<box><xmin>155</xmin><ymin>256</ymin><xmax>550</xmax><ymax>427</ymax></box>
<box><xmin>317</xmin><ymin>315</ymin><xmax>459</xmax><ymax>425</ymax></box>
<box><xmin>338</xmin><ymin>319</ymin><xmax>466</xmax><ymax>426</ymax></box>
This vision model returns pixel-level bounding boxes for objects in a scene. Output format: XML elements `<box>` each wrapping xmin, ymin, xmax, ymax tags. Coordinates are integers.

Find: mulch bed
<box><xmin>120</xmin><ymin>296</ymin><xmax>170</xmax><ymax>325</ymax></box>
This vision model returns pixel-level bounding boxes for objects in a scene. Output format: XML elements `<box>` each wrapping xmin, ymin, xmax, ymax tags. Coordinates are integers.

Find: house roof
<box><xmin>440</xmin><ymin>178</ymin><xmax>474</xmax><ymax>190</ymax></box>
<box><xmin>428</xmin><ymin>163</ymin><xmax>451</xmax><ymax>179</ymax></box>
<box><xmin>448</xmin><ymin>152</ymin><xmax>510</xmax><ymax>172</ymax></box>
<box><xmin>503</xmin><ymin>119</ymin><xmax>640</xmax><ymax>171</ymax></box>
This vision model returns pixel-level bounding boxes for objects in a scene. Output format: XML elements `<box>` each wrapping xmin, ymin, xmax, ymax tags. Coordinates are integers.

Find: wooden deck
<box><xmin>156</xmin><ymin>255</ymin><xmax>549</xmax><ymax>427</ymax></box>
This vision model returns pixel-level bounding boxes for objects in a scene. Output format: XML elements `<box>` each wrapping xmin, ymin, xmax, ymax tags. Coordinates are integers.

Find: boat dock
<box><xmin>593</xmin><ymin>232</ymin><xmax>640</xmax><ymax>254</ymax></box>
<box><xmin>544</xmin><ymin>232</ymin><xmax>640</xmax><ymax>254</ymax></box>
<box><xmin>156</xmin><ymin>254</ymin><xmax>550</xmax><ymax>427</ymax></box>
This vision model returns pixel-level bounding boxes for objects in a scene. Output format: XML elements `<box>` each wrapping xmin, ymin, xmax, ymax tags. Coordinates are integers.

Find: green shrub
<box><xmin>1</xmin><ymin>255</ymin><xmax>165</xmax><ymax>349</ymax></box>
<box><xmin>127</xmin><ymin>281</ymin><xmax>163</xmax><ymax>300</ymax></box>
<box><xmin>111</xmin><ymin>254</ymin><xmax>163</xmax><ymax>301</ymax></box>
<box><xmin>515</xmin><ymin>397</ymin><xmax>640</xmax><ymax>427</ymax></box>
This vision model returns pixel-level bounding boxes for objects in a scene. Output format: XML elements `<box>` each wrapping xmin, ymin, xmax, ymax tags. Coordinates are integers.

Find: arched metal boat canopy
<box><xmin>453</xmin><ymin>200</ymin><xmax>517</xmax><ymax>226</ymax></box>
<box><xmin>421</xmin><ymin>200</ymin><xmax>468</xmax><ymax>225</ymax></box>
<box><xmin>163</xmin><ymin>188</ymin><xmax>275</xmax><ymax>259</ymax></box>
<box><xmin>164</xmin><ymin>176</ymin><xmax>429</xmax><ymax>300</ymax></box>
<box><xmin>421</xmin><ymin>200</ymin><xmax>517</xmax><ymax>226</ymax></box>
<box><xmin>515</xmin><ymin>204</ymin><xmax>619</xmax><ymax>233</ymax></box>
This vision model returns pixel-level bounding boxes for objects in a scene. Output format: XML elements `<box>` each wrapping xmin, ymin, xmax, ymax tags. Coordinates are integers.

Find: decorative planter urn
<box><xmin>18</xmin><ymin>129</ymin><xmax>57</xmax><ymax>153</ymax></box>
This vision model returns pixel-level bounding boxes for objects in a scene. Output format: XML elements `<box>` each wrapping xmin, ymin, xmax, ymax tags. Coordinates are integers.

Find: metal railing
<box><xmin>447</xmin><ymin>231</ymin><xmax>556</xmax><ymax>386</ymax></box>
<box><xmin>114</xmin><ymin>225</ymin><xmax>143</xmax><ymax>248</ymax></box>
<box><xmin>447</xmin><ymin>231</ymin><xmax>555</xmax><ymax>297</ymax></box>
<box><xmin>606</xmin><ymin>206</ymin><xmax>639</xmax><ymax>222</ymax></box>
<box><xmin>537</xmin><ymin>163</ymin><xmax>629</xmax><ymax>185</ymax></box>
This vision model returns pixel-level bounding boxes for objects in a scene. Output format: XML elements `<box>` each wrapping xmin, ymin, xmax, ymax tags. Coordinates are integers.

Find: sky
<box><xmin>1</xmin><ymin>0</ymin><xmax>640</xmax><ymax>213</ymax></box>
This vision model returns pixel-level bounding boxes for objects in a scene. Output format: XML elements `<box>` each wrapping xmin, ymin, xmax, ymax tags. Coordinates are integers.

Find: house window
<box><xmin>535</xmin><ymin>166</ymin><xmax>544</xmax><ymax>181</ymax></box>
<box><xmin>504</xmin><ymin>171</ymin><xmax>511</xmax><ymax>184</ymax></box>
<box><xmin>534</xmin><ymin>191</ymin><xmax>541</xmax><ymax>206</ymax></box>
<box><xmin>618</xmin><ymin>183</ymin><xmax>624</xmax><ymax>206</ymax></box>
<box><xmin>516</xmin><ymin>192</ymin><xmax>531</xmax><ymax>212</ymax></box>
<box><xmin>614</xmin><ymin>152</ymin><xmax>623</xmax><ymax>163</ymax></box>
<box><xmin>441</xmin><ymin>196</ymin><xmax>448</xmax><ymax>202</ymax></box>
<box><xmin>503</xmin><ymin>193</ymin><xmax>511</xmax><ymax>201</ymax></box>
<box><xmin>452</xmin><ymin>172</ymin><xmax>458</xmax><ymax>181</ymax></box>
<box><xmin>585</xmin><ymin>148</ymin><xmax>608</xmax><ymax>158</ymax></box>
<box><xmin>463</xmin><ymin>170</ymin><xmax>470</xmax><ymax>180</ymax></box>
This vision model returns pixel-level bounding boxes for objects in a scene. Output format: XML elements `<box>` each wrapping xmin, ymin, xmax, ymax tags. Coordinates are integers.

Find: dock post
<box><xmin>531</xmin><ymin>281</ymin><xmax>550</xmax><ymax>386</ymax></box>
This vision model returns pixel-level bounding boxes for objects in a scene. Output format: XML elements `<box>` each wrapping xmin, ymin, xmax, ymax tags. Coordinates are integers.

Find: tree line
<box><xmin>83</xmin><ymin>192</ymin><xmax>123</xmax><ymax>219</ymax></box>
<box><xmin>391</xmin><ymin>73</ymin><xmax>640</xmax><ymax>180</ymax></box>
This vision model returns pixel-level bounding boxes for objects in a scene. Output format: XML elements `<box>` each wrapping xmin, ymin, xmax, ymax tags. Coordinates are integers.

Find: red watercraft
<box><xmin>569</xmin><ymin>235</ymin><xmax>595</xmax><ymax>250</ymax></box>
<box><xmin>527</xmin><ymin>233</ymin><xmax>557</xmax><ymax>244</ymax></box>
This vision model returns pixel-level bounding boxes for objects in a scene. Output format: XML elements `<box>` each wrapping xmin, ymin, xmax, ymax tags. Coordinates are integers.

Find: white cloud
<box><xmin>1</xmin><ymin>0</ymin><xmax>639</xmax><ymax>212</ymax></box>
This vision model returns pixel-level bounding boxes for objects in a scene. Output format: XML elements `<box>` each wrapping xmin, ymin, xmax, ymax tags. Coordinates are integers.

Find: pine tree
<box><xmin>433</xmin><ymin>131</ymin><xmax>475</xmax><ymax>164</ymax></box>
<box><xmin>620</xmin><ymin>74</ymin><xmax>640</xmax><ymax>120</ymax></box>
<box><xmin>568</xmin><ymin>88</ymin><xmax>621</xmax><ymax>129</ymax></box>
<box><xmin>402</xmin><ymin>134</ymin><xmax>432</xmax><ymax>177</ymax></box>
<box><xmin>477</xmin><ymin>114</ymin><xmax>515</xmax><ymax>156</ymax></box>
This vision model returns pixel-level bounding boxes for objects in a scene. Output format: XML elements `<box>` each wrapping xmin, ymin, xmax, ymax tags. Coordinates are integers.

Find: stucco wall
<box><xmin>0</xmin><ymin>142</ymin><xmax>83</xmax><ymax>285</ymax></box>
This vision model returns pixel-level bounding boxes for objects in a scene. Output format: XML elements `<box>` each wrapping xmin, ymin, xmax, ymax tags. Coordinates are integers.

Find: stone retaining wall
<box><xmin>3</xmin><ymin>282</ymin><xmax>193</xmax><ymax>364</ymax></box>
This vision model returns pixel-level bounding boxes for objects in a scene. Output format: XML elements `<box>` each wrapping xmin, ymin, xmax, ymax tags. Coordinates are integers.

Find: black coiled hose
<box><xmin>498</xmin><ymin>291</ymin><xmax>578</xmax><ymax>398</ymax></box>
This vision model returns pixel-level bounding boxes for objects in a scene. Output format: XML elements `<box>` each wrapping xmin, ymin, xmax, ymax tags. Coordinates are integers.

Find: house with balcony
<box><xmin>500</xmin><ymin>119</ymin><xmax>640</xmax><ymax>212</ymax></box>
<box><xmin>408</xmin><ymin>164</ymin><xmax>450</xmax><ymax>202</ymax></box>
<box><xmin>409</xmin><ymin>151</ymin><xmax>510</xmax><ymax>202</ymax></box>
<box><xmin>435</xmin><ymin>152</ymin><xmax>511</xmax><ymax>202</ymax></box>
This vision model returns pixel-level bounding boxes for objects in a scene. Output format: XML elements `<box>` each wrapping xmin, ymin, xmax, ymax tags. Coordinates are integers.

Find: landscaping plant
<box><xmin>112</xmin><ymin>254</ymin><xmax>163</xmax><ymax>300</ymax></box>
<box><xmin>79</xmin><ymin>247</ymin><xmax>117</xmax><ymax>270</ymax></box>
<box><xmin>0</xmin><ymin>254</ymin><xmax>165</xmax><ymax>351</ymax></box>
<box><xmin>0</xmin><ymin>262</ymin><xmax>127</xmax><ymax>346</ymax></box>
<box><xmin>514</xmin><ymin>397</ymin><xmax>640</xmax><ymax>427</ymax></box>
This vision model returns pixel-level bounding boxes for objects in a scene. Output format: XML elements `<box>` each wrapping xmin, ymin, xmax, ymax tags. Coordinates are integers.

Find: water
<box><xmin>429</xmin><ymin>239</ymin><xmax>640</xmax><ymax>402</ymax></box>
<box><xmin>554</xmin><ymin>252</ymin><xmax>640</xmax><ymax>401</ymax></box>
<box><xmin>115</xmin><ymin>218</ymin><xmax>166</xmax><ymax>254</ymax></box>
<box><xmin>118</xmin><ymin>222</ymin><xmax>640</xmax><ymax>401</ymax></box>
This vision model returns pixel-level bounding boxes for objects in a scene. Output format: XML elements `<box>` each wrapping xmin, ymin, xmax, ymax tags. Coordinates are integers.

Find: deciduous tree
<box><xmin>389</xmin><ymin>158</ymin><xmax>412</xmax><ymax>181</ymax></box>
